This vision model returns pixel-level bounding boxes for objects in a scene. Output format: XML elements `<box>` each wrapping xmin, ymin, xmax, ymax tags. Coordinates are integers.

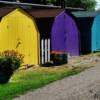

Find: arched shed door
<box><xmin>0</xmin><ymin>8</ymin><xmax>40</xmax><ymax>65</ymax></box>
<box><xmin>51</xmin><ymin>11</ymin><xmax>80</xmax><ymax>56</ymax></box>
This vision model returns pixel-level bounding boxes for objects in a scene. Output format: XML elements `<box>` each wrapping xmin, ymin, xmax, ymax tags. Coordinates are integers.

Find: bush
<box><xmin>0</xmin><ymin>50</ymin><xmax>24</xmax><ymax>84</ymax></box>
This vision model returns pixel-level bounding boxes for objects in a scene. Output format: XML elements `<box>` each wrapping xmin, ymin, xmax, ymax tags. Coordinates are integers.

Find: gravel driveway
<box><xmin>14</xmin><ymin>63</ymin><xmax>100</xmax><ymax>100</ymax></box>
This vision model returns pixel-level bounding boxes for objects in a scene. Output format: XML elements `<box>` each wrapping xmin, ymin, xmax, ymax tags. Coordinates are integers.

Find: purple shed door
<box><xmin>51</xmin><ymin>11</ymin><xmax>80</xmax><ymax>56</ymax></box>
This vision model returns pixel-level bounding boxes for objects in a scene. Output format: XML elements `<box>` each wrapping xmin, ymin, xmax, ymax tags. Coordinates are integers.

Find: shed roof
<box><xmin>0</xmin><ymin>6</ymin><xmax>64</xmax><ymax>18</ymax></box>
<box><xmin>0</xmin><ymin>5</ymin><xmax>84</xmax><ymax>18</ymax></box>
<box><xmin>0</xmin><ymin>5</ymin><xmax>99</xmax><ymax>18</ymax></box>
<box><xmin>28</xmin><ymin>9</ymin><xmax>64</xmax><ymax>18</ymax></box>
<box><xmin>72</xmin><ymin>11</ymin><xmax>99</xmax><ymax>18</ymax></box>
<box><xmin>0</xmin><ymin>1</ymin><xmax>84</xmax><ymax>18</ymax></box>
<box><xmin>0</xmin><ymin>6</ymin><xmax>16</xmax><ymax>18</ymax></box>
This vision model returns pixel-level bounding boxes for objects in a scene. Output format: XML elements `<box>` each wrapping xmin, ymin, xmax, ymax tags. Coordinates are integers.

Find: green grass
<box><xmin>0</xmin><ymin>66</ymin><xmax>87</xmax><ymax>100</ymax></box>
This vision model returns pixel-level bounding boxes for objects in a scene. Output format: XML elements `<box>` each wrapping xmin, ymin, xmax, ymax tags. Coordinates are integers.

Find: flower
<box><xmin>0</xmin><ymin>50</ymin><xmax>24</xmax><ymax>63</ymax></box>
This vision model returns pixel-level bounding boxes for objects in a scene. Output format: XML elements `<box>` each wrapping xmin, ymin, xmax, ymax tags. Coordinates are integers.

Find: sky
<box><xmin>95</xmin><ymin>0</ymin><xmax>100</xmax><ymax>10</ymax></box>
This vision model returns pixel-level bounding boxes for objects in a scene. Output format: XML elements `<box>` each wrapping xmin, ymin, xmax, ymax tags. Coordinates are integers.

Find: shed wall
<box><xmin>0</xmin><ymin>8</ymin><xmax>40</xmax><ymax>65</ymax></box>
<box><xmin>92</xmin><ymin>14</ymin><xmax>100</xmax><ymax>52</ymax></box>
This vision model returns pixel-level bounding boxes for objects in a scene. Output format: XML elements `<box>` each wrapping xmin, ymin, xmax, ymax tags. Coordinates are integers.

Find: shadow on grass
<box><xmin>41</xmin><ymin>62</ymin><xmax>67</xmax><ymax>67</ymax></box>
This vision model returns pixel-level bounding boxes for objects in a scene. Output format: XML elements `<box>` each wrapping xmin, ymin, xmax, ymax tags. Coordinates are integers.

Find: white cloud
<box><xmin>95</xmin><ymin>0</ymin><xmax>100</xmax><ymax>10</ymax></box>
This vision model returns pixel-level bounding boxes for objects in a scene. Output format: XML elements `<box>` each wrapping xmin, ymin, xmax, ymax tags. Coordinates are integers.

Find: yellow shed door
<box><xmin>0</xmin><ymin>8</ymin><xmax>40</xmax><ymax>65</ymax></box>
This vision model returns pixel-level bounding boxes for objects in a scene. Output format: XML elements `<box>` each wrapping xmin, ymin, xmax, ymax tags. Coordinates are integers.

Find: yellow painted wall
<box><xmin>0</xmin><ymin>8</ymin><xmax>40</xmax><ymax>65</ymax></box>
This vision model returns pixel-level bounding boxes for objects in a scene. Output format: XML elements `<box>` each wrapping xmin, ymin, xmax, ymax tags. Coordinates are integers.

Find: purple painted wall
<box><xmin>51</xmin><ymin>11</ymin><xmax>80</xmax><ymax>56</ymax></box>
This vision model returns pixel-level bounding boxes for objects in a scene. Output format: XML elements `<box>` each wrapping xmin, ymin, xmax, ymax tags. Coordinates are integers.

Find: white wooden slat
<box><xmin>45</xmin><ymin>39</ymin><xmax>48</xmax><ymax>63</ymax></box>
<box><xmin>41</xmin><ymin>39</ymin><xmax>45</xmax><ymax>64</ymax></box>
<box><xmin>47</xmin><ymin>39</ymin><xmax>50</xmax><ymax>62</ymax></box>
<box><xmin>41</xmin><ymin>38</ymin><xmax>51</xmax><ymax>64</ymax></box>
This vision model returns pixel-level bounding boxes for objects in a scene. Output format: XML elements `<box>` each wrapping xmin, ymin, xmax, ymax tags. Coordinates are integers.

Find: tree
<box><xmin>3</xmin><ymin>0</ymin><xmax>96</xmax><ymax>10</ymax></box>
<box><xmin>41</xmin><ymin>0</ymin><xmax>96</xmax><ymax>10</ymax></box>
<box><xmin>65</xmin><ymin>0</ymin><xmax>96</xmax><ymax>11</ymax></box>
<box><xmin>20</xmin><ymin>0</ymin><xmax>47</xmax><ymax>4</ymax></box>
<box><xmin>82</xmin><ymin>0</ymin><xmax>96</xmax><ymax>10</ymax></box>
<box><xmin>20</xmin><ymin>0</ymin><xmax>41</xmax><ymax>3</ymax></box>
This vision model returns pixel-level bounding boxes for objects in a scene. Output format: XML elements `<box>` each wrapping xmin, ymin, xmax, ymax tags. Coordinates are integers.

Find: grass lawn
<box><xmin>0</xmin><ymin>64</ymin><xmax>89</xmax><ymax>100</ymax></box>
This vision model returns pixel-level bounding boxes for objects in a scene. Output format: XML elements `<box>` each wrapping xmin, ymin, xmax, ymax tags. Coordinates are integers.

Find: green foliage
<box><xmin>20</xmin><ymin>0</ymin><xmax>47</xmax><ymax>4</ymax></box>
<box><xmin>65</xmin><ymin>0</ymin><xmax>96</xmax><ymax>11</ymax></box>
<box><xmin>0</xmin><ymin>57</ymin><xmax>20</xmax><ymax>72</ymax></box>
<box><xmin>66</xmin><ymin>0</ymin><xmax>83</xmax><ymax>8</ymax></box>
<box><xmin>82</xmin><ymin>0</ymin><xmax>96</xmax><ymax>10</ymax></box>
<box><xmin>0</xmin><ymin>50</ymin><xmax>24</xmax><ymax>72</ymax></box>
<box><xmin>0</xmin><ymin>50</ymin><xmax>24</xmax><ymax>84</ymax></box>
<box><xmin>20</xmin><ymin>0</ymin><xmax>96</xmax><ymax>10</ymax></box>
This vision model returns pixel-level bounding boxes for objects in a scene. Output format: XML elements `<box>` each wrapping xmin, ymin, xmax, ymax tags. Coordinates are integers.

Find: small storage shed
<box><xmin>72</xmin><ymin>11</ymin><xmax>98</xmax><ymax>54</ymax></box>
<box><xmin>0</xmin><ymin>8</ymin><xmax>40</xmax><ymax>65</ymax></box>
<box><xmin>28</xmin><ymin>8</ymin><xmax>83</xmax><ymax>63</ymax></box>
<box><xmin>51</xmin><ymin>10</ymin><xmax>80</xmax><ymax>56</ymax></box>
<box><xmin>92</xmin><ymin>12</ymin><xmax>100</xmax><ymax>52</ymax></box>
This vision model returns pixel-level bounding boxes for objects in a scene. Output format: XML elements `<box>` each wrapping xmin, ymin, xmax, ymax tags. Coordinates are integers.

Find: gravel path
<box><xmin>14</xmin><ymin>63</ymin><xmax>100</xmax><ymax>100</ymax></box>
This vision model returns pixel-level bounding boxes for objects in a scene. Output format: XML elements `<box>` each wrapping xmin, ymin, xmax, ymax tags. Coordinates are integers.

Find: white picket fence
<box><xmin>41</xmin><ymin>39</ymin><xmax>50</xmax><ymax>64</ymax></box>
